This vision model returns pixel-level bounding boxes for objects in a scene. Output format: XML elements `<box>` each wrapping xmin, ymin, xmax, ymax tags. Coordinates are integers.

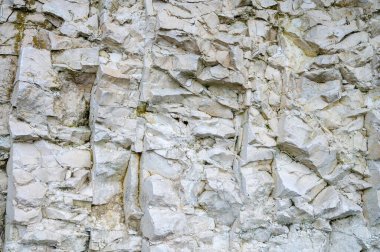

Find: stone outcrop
<box><xmin>0</xmin><ymin>0</ymin><xmax>379</xmax><ymax>251</ymax></box>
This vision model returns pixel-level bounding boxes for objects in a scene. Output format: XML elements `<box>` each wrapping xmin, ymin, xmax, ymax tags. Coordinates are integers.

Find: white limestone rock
<box><xmin>313</xmin><ymin>186</ymin><xmax>362</xmax><ymax>220</ymax></box>
<box><xmin>89</xmin><ymin>229</ymin><xmax>141</xmax><ymax>251</ymax></box>
<box><xmin>273</xmin><ymin>154</ymin><xmax>326</xmax><ymax>199</ymax></box>
<box><xmin>197</xmin><ymin>65</ymin><xmax>246</xmax><ymax>87</ymax></box>
<box><xmin>92</xmin><ymin>143</ymin><xmax>130</xmax><ymax>205</ymax></box>
<box><xmin>277</xmin><ymin>114</ymin><xmax>312</xmax><ymax>157</ymax></box>
<box><xmin>141</xmin><ymin>174</ymin><xmax>180</xmax><ymax>209</ymax></box>
<box><xmin>277</xmin><ymin>114</ymin><xmax>337</xmax><ymax>177</ymax></box>
<box><xmin>241</xmin><ymin>168</ymin><xmax>273</xmax><ymax>200</ymax></box>
<box><xmin>304</xmin><ymin>22</ymin><xmax>358</xmax><ymax>53</ymax></box>
<box><xmin>192</xmin><ymin>118</ymin><xmax>235</xmax><ymax>139</ymax></box>
<box><xmin>140</xmin><ymin>151</ymin><xmax>182</xmax><ymax>179</ymax></box>
<box><xmin>140</xmin><ymin>207</ymin><xmax>187</xmax><ymax>240</ymax></box>
<box><xmin>16</xmin><ymin>47</ymin><xmax>58</xmax><ymax>89</ymax></box>
<box><xmin>11</xmin><ymin>81</ymin><xmax>56</xmax><ymax>124</ymax></box>
<box><xmin>363</xmin><ymin>161</ymin><xmax>380</xmax><ymax>225</ymax></box>
<box><xmin>42</xmin><ymin>0</ymin><xmax>89</xmax><ymax>21</ymax></box>
<box><xmin>365</xmin><ymin>110</ymin><xmax>380</xmax><ymax>160</ymax></box>
<box><xmin>52</xmin><ymin>47</ymin><xmax>99</xmax><ymax>73</ymax></box>
<box><xmin>1</xmin><ymin>0</ymin><xmax>379</xmax><ymax>250</ymax></box>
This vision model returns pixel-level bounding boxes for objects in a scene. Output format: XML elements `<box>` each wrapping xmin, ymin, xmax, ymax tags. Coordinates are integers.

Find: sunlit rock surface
<box><xmin>0</xmin><ymin>0</ymin><xmax>379</xmax><ymax>251</ymax></box>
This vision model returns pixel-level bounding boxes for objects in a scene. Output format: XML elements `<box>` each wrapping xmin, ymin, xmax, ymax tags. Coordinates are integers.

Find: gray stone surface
<box><xmin>0</xmin><ymin>0</ymin><xmax>379</xmax><ymax>251</ymax></box>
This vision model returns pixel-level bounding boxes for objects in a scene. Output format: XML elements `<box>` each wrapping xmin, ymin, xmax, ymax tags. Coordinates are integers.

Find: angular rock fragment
<box><xmin>92</xmin><ymin>143</ymin><xmax>130</xmax><ymax>205</ymax></box>
<box><xmin>1</xmin><ymin>0</ymin><xmax>379</xmax><ymax>250</ymax></box>
<box><xmin>192</xmin><ymin>118</ymin><xmax>235</xmax><ymax>139</ymax></box>
<box><xmin>52</xmin><ymin>47</ymin><xmax>99</xmax><ymax>73</ymax></box>
<box><xmin>42</xmin><ymin>0</ymin><xmax>89</xmax><ymax>21</ymax></box>
<box><xmin>365</xmin><ymin>110</ymin><xmax>380</xmax><ymax>160</ymax></box>
<box><xmin>273</xmin><ymin>154</ymin><xmax>326</xmax><ymax>199</ymax></box>
<box><xmin>16</xmin><ymin>47</ymin><xmax>57</xmax><ymax>89</ymax></box>
<box><xmin>313</xmin><ymin>186</ymin><xmax>361</xmax><ymax>220</ymax></box>
<box><xmin>364</xmin><ymin>161</ymin><xmax>380</xmax><ymax>225</ymax></box>
<box><xmin>141</xmin><ymin>151</ymin><xmax>182</xmax><ymax>179</ymax></box>
<box><xmin>277</xmin><ymin>114</ymin><xmax>337</xmax><ymax>177</ymax></box>
<box><xmin>141</xmin><ymin>174</ymin><xmax>179</xmax><ymax>208</ymax></box>
<box><xmin>197</xmin><ymin>65</ymin><xmax>246</xmax><ymax>87</ymax></box>
<box><xmin>140</xmin><ymin>207</ymin><xmax>187</xmax><ymax>240</ymax></box>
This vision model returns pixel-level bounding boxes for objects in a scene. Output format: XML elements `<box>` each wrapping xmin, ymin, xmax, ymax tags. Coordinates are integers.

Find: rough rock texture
<box><xmin>0</xmin><ymin>0</ymin><xmax>379</xmax><ymax>251</ymax></box>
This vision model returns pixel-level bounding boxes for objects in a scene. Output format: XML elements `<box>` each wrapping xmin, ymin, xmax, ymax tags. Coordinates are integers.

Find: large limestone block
<box><xmin>241</xmin><ymin>168</ymin><xmax>273</xmax><ymax>200</ymax></box>
<box><xmin>192</xmin><ymin>118</ymin><xmax>235</xmax><ymax>139</ymax></box>
<box><xmin>93</xmin><ymin>144</ymin><xmax>129</xmax><ymax>178</ymax></box>
<box><xmin>53</xmin><ymin>47</ymin><xmax>99</xmax><ymax>73</ymax></box>
<box><xmin>92</xmin><ymin>66</ymin><xmax>137</xmax><ymax>108</ymax></box>
<box><xmin>11</xmin><ymin>81</ymin><xmax>56</xmax><ymax>124</ymax></box>
<box><xmin>277</xmin><ymin>114</ymin><xmax>312</xmax><ymax>157</ymax></box>
<box><xmin>248</xmin><ymin>19</ymin><xmax>270</xmax><ymax>39</ymax></box>
<box><xmin>273</xmin><ymin>154</ymin><xmax>326</xmax><ymax>199</ymax></box>
<box><xmin>277</xmin><ymin>114</ymin><xmax>336</xmax><ymax>176</ymax></box>
<box><xmin>18</xmin><ymin>219</ymin><xmax>90</xmax><ymax>251</ymax></box>
<box><xmin>365</xmin><ymin>110</ymin><xmax>380</xmax><ymax>160</ymax></box>
<box><xmin>304</xmin><ymin>23</ymin><xmax>357</xmax><ymax>52</ymax></box>
<box><xmin>363</xmin><ymin>161</ymin><xmax>380</xmax><ymax>225</ymax></box>
<box><xmin>11</xmin><ymin>207</ymin><xmax>42</xmax><ymax>225</ymax></box>
<box><xmin>92</xmin><ymin>143</ymin><xmax>130</xmax><ymax>205</ymax></box>
<box><xmin>197</xmin><ymin>167</ymin><xmax>243</xmax><ymax>225</ymax></box>
<box><xmin>157</xmin><ymin>10</ymin><xmax>194</xmax><ymax>33</ymax></box>
<box><xmin>16</xmin><ymin>47</ymin><xmax>58</xmax><ymax>89</ymax></box>
<box><xmin>140</xmin><ymin>174</ymin><xmax>180</xmax><ymax>209</ymax></box>
<box><xmin>312</xmin><ymin>186</ymin><xmax>362</xmax><ymax>220</ymax></box>
<box><xmin>329</xmin><ymin>216</ymin><xmax>371</xmax><ymax>252</ymax></box>
<box><xmin>92</xmin><ymin>118</ymin><xmax>137</xmax><ymax>147</ymax></box>
<box><xmin>144</xmin><ymin>114</ymin><xmax>184</xmax><ymax>150</ymax></box>
<box><xmin>89</xmin><ymin>229</ymin><xmax>141</xmax><ymax>251</ymax></box>
<box><xmin>124</xmin><ymin>153</ymin><xmax>142</xmax><ymax>227</ymax></box>
<box><xmin>42</xmin><ymin>0</ymin><xmax>89</xmax><ymax>21</ymax></box>
<box><xmin>204</xmin><ymin>168</ymin><xmax>242</xmax><ymax>206</ymax></box>
<box><xmin>55</xmin><ymin>149</ymin><xmax>91</xmax><ymax>169</ymax></box>
<box><xmin>140</xmin><ymin>151</ymin><xmax>182</xmax><ymax>179</ymax></box>
<box><xmin>0</xmin><ymin>23</ymin><xmax>18</xmax><ymax>55</ymax></box>
<box><xmin>340</xmin><ymin>64</ymin><xmax>375</xmax><ymax>90</ymax></box>
<box><xmin>197</xmin><ymin>65</ymin><xmax>246</xmax><ymax>87</ymax></box>
<box><xmin>271</xmin><ymin>224</ymin><xmax>329</xmax><ymax>251</ymax></box>
<box><xmin>141</xmin><ymin>207</ymin><xmax>187</xmax><ymax>240</ymax></box>
<box><xmin>14</xmin><ymin>182</ymin><xmax>47</xmax><ymax>207</ymax></box>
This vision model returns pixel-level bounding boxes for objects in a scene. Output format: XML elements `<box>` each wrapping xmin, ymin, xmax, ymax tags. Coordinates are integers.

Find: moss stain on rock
<box><xmin>14</xmin><ymin>11</ymin><xmax>26</xmax><ymax>54</ymax></box>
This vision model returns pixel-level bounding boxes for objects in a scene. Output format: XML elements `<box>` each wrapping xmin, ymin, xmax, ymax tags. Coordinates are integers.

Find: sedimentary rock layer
<box><xmin>0</xmin><ymin>0</ymin><xmax>379</xmax><ymax>251</ymax></box>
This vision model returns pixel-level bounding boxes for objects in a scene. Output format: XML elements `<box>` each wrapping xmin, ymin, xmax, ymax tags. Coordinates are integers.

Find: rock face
<box><xmin>0</xmin><ymin>0</ymin><xmax>379</xmax><ymax>251</ymax></box>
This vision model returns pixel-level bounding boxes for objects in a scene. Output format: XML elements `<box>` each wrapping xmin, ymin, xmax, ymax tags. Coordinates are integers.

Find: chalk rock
<box><xmin>313</xmin><ymin>186</ymin><xmax>362</xmax><ymax>220</ymax></box>
<box><xmin>365</xmin><ymin>110</ymin><xmax>380</xmax><ymax>160</ymax></box>
<box><xmin>42</xmin><ymin>0</ymin><xmax>89</xmax><ymax>21</ymax></box>
<box><xmin>16</xmin><ymin>47</ymin><xmax>58</xmax><ymax>89</ymax></box>
<box><xmin>273</xmin><ymin>154</ymin><xmax>326</xmax><ymax>199</ymax></box>
<box><xmin>141</xmin><ymin>207</ymin><xmax>187</xmax><ymax>240</ymax></box>
<box><xmin>53</xmin><ymin>48</ymin><xmax>99</xmax><ymax>73</ymax></box>
<box><xmin>141</xmin><ymin>174</ymin><xmax>180</xmax><ymax>209</ymax></box>
<box><xmin>192</xmin><ymin>118</ymin><xmax>235</xmax><ymax>139</ymax></box>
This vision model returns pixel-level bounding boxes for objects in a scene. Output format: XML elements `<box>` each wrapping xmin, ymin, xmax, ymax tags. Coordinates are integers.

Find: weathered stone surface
<box><xmin>1</xmin><ymin>0</ymin><xmax>379</xmax><ymax>251</ymax></box>
<box><xmin>365</xmin><ymin>110</ymin><xmax>380</xmax><ymax>160</ymax></box>
<box><xmin>312</xmin><ymin>186</ymin><xmax>361</xmax><ymax>220</ymax></box>
<box><xmin>277</xmin><ymin>114</ymin><xmax>337</xmax><ymax>177</ymax></box>
<box><xmin>273</xmin><ymin>154</ymin><xmax>326</xmax><ymax>199</ymax></box>
<box><xmin>53</xmin><ymin>47</ymin><xmax>99</xmax><ymax>72</ymax></box>
<box><xmin>140</xmin><ymin>207</ymin><xmax>187</xmax><ymax>240</ymax></box>
<box><xmin>364</xmin><ymin>161</ymin><xmax>380</xmax><ymax>225</ymax></box>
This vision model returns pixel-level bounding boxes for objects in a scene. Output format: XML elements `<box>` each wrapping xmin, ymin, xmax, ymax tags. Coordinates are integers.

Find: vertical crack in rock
<box><xmin>0</xmin><ymin>0</ymin><xmax>380</xmax><ymax>251</ymax></box>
